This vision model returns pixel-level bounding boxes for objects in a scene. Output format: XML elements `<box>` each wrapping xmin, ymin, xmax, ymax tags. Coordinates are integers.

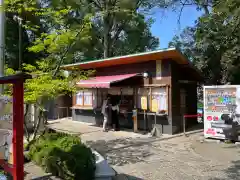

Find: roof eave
<box><xmin>60</xmin><ymin>47</ymin><xmax>182</xmax><ymax>70</ymax></box>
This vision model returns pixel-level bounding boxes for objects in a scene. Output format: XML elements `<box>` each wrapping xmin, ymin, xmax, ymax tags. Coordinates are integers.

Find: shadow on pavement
<box><xmin>86</xmin><ymin>138</ymin><xmax>153</xmax><ymax>166</ymax></box>
<box><xmin>223</xmin><ymin>160</ymin><xmax>240</xmax><ymax>180</ymax></box>
<box><xmin>210</xmin><ymin>149</ymin><xmax>240</xmax><ymax>180</ymax></box>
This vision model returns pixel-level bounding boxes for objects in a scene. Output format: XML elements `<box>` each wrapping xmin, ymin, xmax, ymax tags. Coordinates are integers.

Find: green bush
<box><xmin>28</xmin><ymin>132</ymin><xmax>95</xmax><ymax>180</ymax></box>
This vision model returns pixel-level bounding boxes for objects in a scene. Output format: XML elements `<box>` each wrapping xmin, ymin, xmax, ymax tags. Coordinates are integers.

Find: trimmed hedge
<box><xmin>28</xmin><ymin>132</ymin><xmax>95</xmax><ymax>180</ymax></box>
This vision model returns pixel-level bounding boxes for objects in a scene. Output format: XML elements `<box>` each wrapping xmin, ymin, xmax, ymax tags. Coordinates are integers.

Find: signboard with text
<box><xmin>204</xmin><ymin>85</ymin><xmax>240</xmax><ymax>140</ymax></box>
<box><xmin>156</xmin><ymin>60</ymin><xmax>162</xmax><ymax>80</ymax></box>
<box><xmin>0</xmin><ymin>96</ymin><xmax>13</xmax><ymax>165</ymax></box>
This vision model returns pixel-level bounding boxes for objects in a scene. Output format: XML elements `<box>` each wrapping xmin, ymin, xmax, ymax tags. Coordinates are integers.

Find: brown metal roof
<box><xmin>61</xmin><ymin>48</ymin><xmax>190</xmax><ymax>70</ymax></box>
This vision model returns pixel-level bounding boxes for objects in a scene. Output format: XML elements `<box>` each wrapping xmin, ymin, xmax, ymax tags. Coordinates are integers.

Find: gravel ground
<box><xmin>87</xmin><ymin>133</ymin><xmax>240</xmax><ymax>180</ymax></box>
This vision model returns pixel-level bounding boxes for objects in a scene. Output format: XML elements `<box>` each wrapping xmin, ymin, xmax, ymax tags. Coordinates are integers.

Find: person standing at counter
<box><xmin>102</xmin><ymin>94</ymin><xmax>111</xmax><ymax>132</ymax></box>
<box><xmin>112</xmin><ymin>96</ymin><xmax>120</xmax><ymax>131</ymax></box>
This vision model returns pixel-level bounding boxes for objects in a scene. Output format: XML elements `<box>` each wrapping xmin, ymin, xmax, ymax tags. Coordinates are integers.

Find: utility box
<box><xmin>204</xmin><ymin>85</ymin><xmax>240</xmax><ymax>141</ymax></box>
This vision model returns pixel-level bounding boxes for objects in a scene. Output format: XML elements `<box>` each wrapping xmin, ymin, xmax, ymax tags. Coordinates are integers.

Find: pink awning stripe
<box><xmin>76</xmin><ymin>73</ymin><xmax>138</xmax><ymax>88</ymax></box>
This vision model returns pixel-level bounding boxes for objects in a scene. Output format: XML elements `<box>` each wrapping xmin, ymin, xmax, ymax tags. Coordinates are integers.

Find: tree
<box><xmin>5</xmin><ymin>0</ymin><xmax>48</xmax><ymax>69</ymax></box>
<box><xmin>5</xmin><ymin>62</ymin><xmax>93</xmax><ymax>145</ymax></box>
<box><xmin>42</xmin><ymin>0</ymin><xmax>159</xmax><ymax>61</ymax></box>
<box><xmin>5</xmin><ymin>0</ymin><xmax>160</xmax><ymax>70</ymax></box>
<box><xmin>168</xmin><ymin>27</ymin><xmax>196</xmax><ymax>61</ymax></box>
<box><xmin>169</xmin><ymin>0</ymin><xmax>240</xmax><ymax>85</ymax></box>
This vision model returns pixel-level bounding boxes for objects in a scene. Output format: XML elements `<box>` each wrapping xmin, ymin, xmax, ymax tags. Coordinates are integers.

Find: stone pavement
<box><xmin>30</xmin><ymin>120</ymin><xmax>240</xmax><ymax>180</ymax></box>
<box><xmin>47</xmin><ymin>119</ymin><xmax>172</xmax><ymax>143</ymax></box>
<box><xmin>86</xmin><ymin>133</ymin><xmax>240</xmax><ymax>180</ymax></box>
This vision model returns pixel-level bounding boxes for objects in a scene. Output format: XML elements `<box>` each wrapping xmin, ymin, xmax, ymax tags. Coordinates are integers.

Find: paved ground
<box><xmin>84</xmin><ymin>134</ymin><xmax>240</xmax><ymax>180</ymax></box>
<box><xmin>47</xmin><ymin>119</ymin><xmax>172</xmax><ymax>142</ymax></box>
<box><xmin>86</xmin><ymin>134</ymin><xmax>240</xmax><ymax>180</ymax></box>
<box><xmin>27</xmin><ymin>119</ymin><xmax>240</xmax><ymax>180</ymax></box>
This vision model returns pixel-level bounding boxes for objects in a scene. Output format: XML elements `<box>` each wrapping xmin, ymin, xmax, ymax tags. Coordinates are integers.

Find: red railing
<box><xmin>183</xmin><ymin>113</ymin><xmax>203</xmax><ymax>136</ymax></box>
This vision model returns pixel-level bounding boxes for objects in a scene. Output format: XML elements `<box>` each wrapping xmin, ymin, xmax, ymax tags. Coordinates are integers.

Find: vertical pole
<box><xmin>0</xmin><ymin>0</ymin><xmax>5</xmax><ymax>93</ymax></box>
<box><xmin>144</xmin><ymin>110</ymin><xmax>146</xmax><ymax>131</ymax></box>
<box><xmin>18</xmin><ymin>19</ymin><xmax>22</xmax><ymax>71</ymax></box>
<box><xmin>154</xmin><ymin>112</ymin><xmax>157</xmax><ymax>125</ymax></box>
<box><xmin>57</xmin><ymin>108</ymin><xmax>59</xmax><ymax>119</ymax></box>
<box><xmin>183</xmin><ymin>115</ymin><xmax>186</xmax><ymax>136</ymax></box>
<box><xmin>12</xmin><ymin>81</ymin><xmax>24</xmax><ymax>180</ymax></box>
<box><xmin>133</xmin><ymin>109</ymin><xmax>138</xmax><ymax>133</ymax></box>
<box><xmin>66</xmin><ymin>107</ymin><xmax>68</xmax><ymax>118</ymax></box>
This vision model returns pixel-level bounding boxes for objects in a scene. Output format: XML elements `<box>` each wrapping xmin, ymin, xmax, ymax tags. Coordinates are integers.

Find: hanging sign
<box><xmin>141</xmin><ymin>96</ymin><xmax>147</xmax><ymax>110</ymax></box>
<box><xmin>156</xmin><ymin>60</ymin><xmax>162</xmax><ymax>80</ymax></box>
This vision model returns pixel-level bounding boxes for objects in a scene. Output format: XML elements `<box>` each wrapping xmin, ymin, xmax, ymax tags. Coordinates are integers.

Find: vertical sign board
<box><xmin>204</xmin><ymin>85</ymin><xmax>240</xmax><ymax>140</ymax></box>
<box><xmin>0</xmin><ymin>96</ymin><xmax>13</xmax><ymax>164</ymax></box>
<box><xmin>156</xmin><ymin>60</ymin><xmax>162</xmax><ymax>80</ymax></box>
<box><xmin>141</xmin><ymin>96</ymin><xmax>147</xmax><ymax>110</ymax></box>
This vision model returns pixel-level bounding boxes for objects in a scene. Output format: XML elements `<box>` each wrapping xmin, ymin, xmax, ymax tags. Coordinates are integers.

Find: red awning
<box><xmin>76</xmin><ymin>73</ymin><xmax>139</xmax><ymax>88</ymax></box>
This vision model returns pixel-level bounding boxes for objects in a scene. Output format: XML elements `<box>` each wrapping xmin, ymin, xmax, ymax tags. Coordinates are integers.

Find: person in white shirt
<box><xmin>102</xmin><ymin>94</ymin><xmax>110</xmax><ymax>132</ymax></box>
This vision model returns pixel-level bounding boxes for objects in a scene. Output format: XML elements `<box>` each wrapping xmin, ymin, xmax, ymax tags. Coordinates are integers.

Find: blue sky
<box><xmin>150</xmin><ymin>6</ymin><xmax>203</xmax><ymax>48</ymax></box>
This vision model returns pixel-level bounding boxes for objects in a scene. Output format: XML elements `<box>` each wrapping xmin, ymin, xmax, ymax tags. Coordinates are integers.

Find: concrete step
<box><xmin>93</xmin><ymin>150</ymin><xmax>116</xmax><ymax>179</ymax></box>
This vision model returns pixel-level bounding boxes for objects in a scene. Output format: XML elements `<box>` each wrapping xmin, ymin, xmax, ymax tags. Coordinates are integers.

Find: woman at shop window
<box><xmin>111</xmin><ymin>96</ymin><xmax>120</xmax><ymax>131</ymax></box>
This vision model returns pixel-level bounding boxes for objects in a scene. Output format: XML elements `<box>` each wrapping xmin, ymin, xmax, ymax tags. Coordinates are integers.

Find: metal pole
<box><xmin>66</xmin><ymin>107</ymin><xmax>68</xmax><ymax>118</ymax></box>
<box><xmin>0</xmin><ymin>0</ymin><xmax>5</xmax><ymax>93</ymax></box>
<box><xmin>144</xmin><ymin>110</ymin><xmax>146</xmax><ymax>131</ymax></box>
<box><xmin>183</xmin><ymin>116</ymin><xmax>186</xmax><ymax>136</ymax></box>
<box><xmin>154</xmin><ymin>112</ymin><xmax>157</xmax><ymax>125</ymax></box>
<box><xmin>18</xmin><ymin>18</ymin><xmax>22</xmax><ymax>71</ymax></box>
<box><xmin>13</xmin><ymin>15</ymin><xmax>22</xmax><ymax>71</ymax></box>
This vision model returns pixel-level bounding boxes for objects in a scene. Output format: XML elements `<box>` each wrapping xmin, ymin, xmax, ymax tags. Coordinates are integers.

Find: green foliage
<box><xmin>5</xmin><ymin>0</ymin><xmax>160</xmax><ymax>69</ymax></box>
<box><xmin>169</xmin><ymin>0</ymin><xmax>240</xmax><ymax>86</ymax></box>
<box><xmin>28</xmin><ymin>132</ymin><xmax>96</xmax><ymax>180</ymax></box>
<box><xmin>44</xmin><ymin>0</ymin><xmax>159</xmax><ymax>61</ymax></box>
<box><xmin>5</xmin><ymin>61</ymin><xmax>91</xmax><ymax>105</ymax></box>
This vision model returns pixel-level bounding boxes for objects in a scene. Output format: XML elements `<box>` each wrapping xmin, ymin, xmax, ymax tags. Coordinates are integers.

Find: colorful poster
<box><xmin>156</xmin><ymin>60</ymin><xmax>162</xmax><ymax>80</ymax></box>
<box><xmin>204</xmin><ymin>86</ymin><xmax>240</xmax><ymax>140</ymax></box>
<box><xmin>141</xmin><ymin>96</ymin><xmax>147</xmax><ymax>110</ymax></box>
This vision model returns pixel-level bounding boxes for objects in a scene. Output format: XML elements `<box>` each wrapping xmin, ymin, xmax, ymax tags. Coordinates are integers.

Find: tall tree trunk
<box><xmin>32</xmin><ymin>108</ymin><xmax>43</xmax><ymax>141</ymax></box>
<box><xmin>103</xmin><ymin>1</ymin><xmax>111</xmax><ymax>58</ymax></box>
<box><xmin>24</xmin><ymin>104</ymin><xmax>30</xmax><ymax>142</ymax></box>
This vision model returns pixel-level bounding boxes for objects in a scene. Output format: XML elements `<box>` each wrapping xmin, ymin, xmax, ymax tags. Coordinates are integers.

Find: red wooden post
<box><xmin>0</xmin><ymin>73</ymin><xmax>31</xmax><ymax>180</ymax></box>
<box><xmin>12</xmin><ymin>81</ymin><xmax>24</xmax><ymax>180</ymax></box>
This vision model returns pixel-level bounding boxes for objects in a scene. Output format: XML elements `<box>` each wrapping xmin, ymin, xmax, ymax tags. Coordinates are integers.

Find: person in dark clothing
<box><xmin>111</xmin><ymin>96</ymin><xmax>120</xmax><ymax>131</ymax></box>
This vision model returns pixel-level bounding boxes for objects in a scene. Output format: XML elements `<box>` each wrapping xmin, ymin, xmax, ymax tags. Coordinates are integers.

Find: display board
<box><xmin>0</xmin><ymin>96</ymin><xmax>13</xmax><ymax>165</ymax></box>
<box><xmin>141</xmin><ymin>96</ymin><xmax>147</xmax><ymax>110</ymax></box>
<box><xmin>204</xmin><ymin>85</ymin><xmax>240</xmax><ymax>140</ymax></box>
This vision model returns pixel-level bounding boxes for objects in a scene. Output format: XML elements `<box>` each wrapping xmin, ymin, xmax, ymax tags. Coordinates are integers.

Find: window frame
<box><xmin>137</xmin><ymin>86</ymin><xmax>168</xmax><ymax>114</ymax></box>
<box><xmin>75</xmin><ymin>90</ymin><xmax>94</xmax><ymax>107</ymax></box>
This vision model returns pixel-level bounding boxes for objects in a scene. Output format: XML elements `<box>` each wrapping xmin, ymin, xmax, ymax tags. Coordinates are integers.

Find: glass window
<box><xmin>121</xmin><ymin>88</ymin><xmax>133</xmax><ymax>95</ymax></box>
<box><xmin>84</xmin><ymin>91</ymin><xmax>93</xmax><ymax>106</ymax></box>
<box><xmin>151</xmin><ymin>87</ymin><xmax>167</xmax><ymax>113</ymax></box>
<box><xmin>75</xmin><ymin>90</ymin><xmax>93</xmax><ymax>107</ymax></box>
<box><xmin>76</xmin><ymin>91</ymin><xmax>83</xmax><ymax>105</ymax></box>
<box><xmin>108</xmin><ymin>88</ymin><xmax>121</xmax><ymax>95</ymax></box>
<box><xmin>137</xmin><ymin>87</ymin><xmax>168</xmax><ymax>114</ymax></box>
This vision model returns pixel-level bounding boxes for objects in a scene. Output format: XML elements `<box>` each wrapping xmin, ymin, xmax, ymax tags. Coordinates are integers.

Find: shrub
<box><xmin>28</xmin><ymin>132</ymin><xmax>95</xmax><ymax>180</ymax></box>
